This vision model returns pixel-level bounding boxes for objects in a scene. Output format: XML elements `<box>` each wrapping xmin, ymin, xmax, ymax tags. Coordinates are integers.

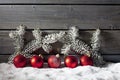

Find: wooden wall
<box><xmin>0</xmin><ymin>0</ymin><xmax>120</xmax><ymax>63</ymax></box>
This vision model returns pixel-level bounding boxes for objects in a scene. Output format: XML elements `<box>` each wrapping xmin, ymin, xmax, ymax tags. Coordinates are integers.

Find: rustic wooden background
<box><xmin>0</xmin><ymin>0</ymin><xmax>120</xmax><ymax>63</ymax></box>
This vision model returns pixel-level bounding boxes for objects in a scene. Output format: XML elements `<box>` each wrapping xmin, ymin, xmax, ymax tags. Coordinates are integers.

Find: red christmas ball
<box><xmin>64</xmin><ymin>55</ymin><xmax>78</xmax><ymax>68</ymax></box>
<box><xmin>48</xmin><ymin>54</ymin><xmax>61</xmax><ymax>68</ymax></box>
<box><xmin>80</xmin><ymin>55</ymin><xmax>93</xmax><ymax>66</ymax></box>
<box><xmin>13</xmin><ymin>54</ymin><xmax>27</xmax><ymax>68</ymax></box>
<box><xmin>30</xmin><ymin>55</ymin><xmax>44</xmax><ymax>68</ymax></box>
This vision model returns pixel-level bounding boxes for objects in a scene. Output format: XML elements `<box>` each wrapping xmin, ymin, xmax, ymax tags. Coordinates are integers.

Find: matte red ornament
<box><xmin>64</xmin><ymin>55</ymin><xmax>78</xmax><ymax>68</ymax></box>
<box><xmin>80</xmin><ymin>54</ymin><xmax>93</xmax><ymax>66</ymax></box>
<box><xmin>30</xmin><ymin>55</ymin><xmax>44</xmax><ymax>68</ymax></box>
<box><xmin>13</xmin><ymin>54</ymin><xmax>27</xmax><ymax>68</ymax></box>
<box><xmin>48</xmin><ymin>54</ymin><xmax>61</xmax><ymax>68</ymax></box>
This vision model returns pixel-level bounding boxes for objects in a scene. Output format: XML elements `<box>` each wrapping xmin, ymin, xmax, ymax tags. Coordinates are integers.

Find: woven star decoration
<box><xmin>8</xmin><ymin>25</ymin><xmax>105</xmax><ymax>66</ymax></box>
<box><xmin>8</xmin><ymin>25</ymin><xmax>65</xmax><ymax>63</ymax></box>
<box><xmin>60</xmin><ymin>27</ymin><xmax>104</xmax><ymax>66</ymax></box>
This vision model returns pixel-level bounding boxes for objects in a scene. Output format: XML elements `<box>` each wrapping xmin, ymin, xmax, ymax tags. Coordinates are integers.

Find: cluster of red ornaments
<box><xmin>13</xmin><ymin>54</ymin><xmax>93</xmax><ymax>68</ymax></box>
<box><xmin>64</xmin><ymin>55</ymin><xmax>93</xmax><ymax>68</ymax></box>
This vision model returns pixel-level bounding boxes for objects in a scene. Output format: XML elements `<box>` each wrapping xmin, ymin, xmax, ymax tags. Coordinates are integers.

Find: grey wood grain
<box><xmin>0</xmin><ymin>5</ymin><xmax>120</xmax><ymax>29</ymax></box>
<box><xmin>0</xmin><ymin>55</ymin><xmax>9</xmax><ymax>63</ymax></box>
<box><xmin>0</xmin><ymin>30</ymin><xmax>120</xmax><ymax>55</ymax></box>
<box><xmin>0</xmin><ymin>0</ymin><xmax>119</xmax><ymax>4</ymax></box>
<box><xmin>103</xmin><ymin>55</ymin><xmax>120</xmax><ymax>62</ymax></box>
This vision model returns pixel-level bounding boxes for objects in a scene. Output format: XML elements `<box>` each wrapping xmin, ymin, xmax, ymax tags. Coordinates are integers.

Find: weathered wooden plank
<box><xmin>0</xmin><ymin>30</ymin><xmax>120</xmax><ymax>55</ymax></box>
<box><xmin>0</xmin><ymin>55</ymin><xmax>9</xmax><ymax>63</ymax></box>
<box><xmin>0</xmin><ymin>0</ymin><xmax>120</xmax><ymax>4</ymax></box>
<box><xmin>103</xmin><ymin>55</ymin><xmax>120</xmax><ymax>62</ymax></box>
<box><xmin>0</xmin><ymin>5</ymin><xmax>120</xmax><ymax>29</ymax></box>
<box><xmin>0</xmin><ymin>54</ymin><xmax>120</xmax><ymax>63</ymax></box>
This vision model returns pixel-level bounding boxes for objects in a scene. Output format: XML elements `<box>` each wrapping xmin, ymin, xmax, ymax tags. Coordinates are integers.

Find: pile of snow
<box><xmin>0</xmin><ymin>63</ymin><xmax>120</xmax><ymax>80</ymax></box>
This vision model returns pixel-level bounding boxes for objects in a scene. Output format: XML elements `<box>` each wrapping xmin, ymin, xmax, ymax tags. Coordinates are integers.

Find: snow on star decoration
<box><xmin>8</xmin><ymin>25</ymin><xmax>105</xmax><ymax>67</ymax></box>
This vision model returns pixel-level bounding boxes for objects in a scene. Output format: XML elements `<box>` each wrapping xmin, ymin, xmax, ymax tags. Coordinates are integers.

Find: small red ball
<box><xmin>30</xmin><ymin>55</ymin><xmax>44</xmax><ymax>68</ymax></box>
<box><xmin>48</xmin><ymin>55</ymin><xmax>61</xmax><ymax>68</ymax></box>
<box><xmin>64</xmin><ymin>55</ymin><xmax>78</xmax><ymax>68</ymax></box>
<box><xmin>80</xmin><ymin>55</ymin><xmax>93</xmax><ymax>66</ymax></box>
<box><xmin>13</xmin><ymin>54</ymin><xmax>27</xmax><ymax>68</ymax></box>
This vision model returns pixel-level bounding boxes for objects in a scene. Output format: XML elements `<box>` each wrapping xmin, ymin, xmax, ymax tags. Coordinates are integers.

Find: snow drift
<box><xmin>0</xmin><ymin>63</ymin><xmax>120</xmax><ymax>80</ymax></box>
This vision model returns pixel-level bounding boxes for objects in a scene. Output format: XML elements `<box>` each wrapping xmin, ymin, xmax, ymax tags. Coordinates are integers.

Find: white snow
<box><xmin>0</xmin><ymin>63</ymin><xmax>120</xmax><ymax>80</ymax></box>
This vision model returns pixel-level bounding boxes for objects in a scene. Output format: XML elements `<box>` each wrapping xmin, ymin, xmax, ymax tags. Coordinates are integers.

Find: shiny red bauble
<box><xmin>80</xmin><ymin>55</ymin><xmax>93</xmax><ymax>66</ymax></box>
<box><xmin>48</xmin><ymin>54</ymin><xmax>61</xmax><ymax>68</ymax></box>
<box><xmin>30</xmin><ymin>55</ymin><xmax>44</xmax><ymax>68</ymax></box>
<box><xmin>64</xmin><ymin>55</ymin><xmax>78</xmax><ymax>68</ymax></box>
<box><xmin>13</xmin><ymin>54</ymin><xmax>27</xmax><ymax>68</ymax></box>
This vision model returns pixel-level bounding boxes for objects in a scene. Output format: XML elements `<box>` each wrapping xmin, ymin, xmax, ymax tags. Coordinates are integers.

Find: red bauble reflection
<box><xmin>13</xmin><ymin>54</ymin><xmax>27</xmax><ymax>68</ymax></box>
<box><xmin>48</xmin><ymin>54</ymin><xmax>61</xmax><ymax>68</ymax></box>
<box><xmin>80</xmin><ymin>55</ymin><xmax>93</xmax><ymax>66</ymax></box>
<box><xmin>64</xmin><ymin>56</ymin><xmax>78</xmax><ymax>68</ymax></box>
<box><xmin>30</xmin><ymin>55</ymin><xmax>44</xmax><ymax>68</ymax></box>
